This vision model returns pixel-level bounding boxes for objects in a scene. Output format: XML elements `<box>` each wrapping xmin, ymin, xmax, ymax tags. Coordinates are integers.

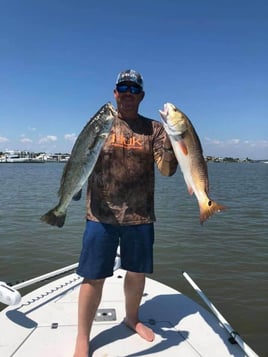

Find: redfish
<box><xmin>159</xmin><ymin>103</ymin><xmax>226</xmax><ymax>224</ymax></box>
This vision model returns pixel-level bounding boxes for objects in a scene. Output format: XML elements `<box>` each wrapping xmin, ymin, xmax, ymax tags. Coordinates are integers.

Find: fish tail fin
<box><xmin>40</xmin><ymin>207</ymin><xmax>66</xmax><ymax>228</ymax></box>
<box><xmin>199</xmin><ymin>200</ymin><xmax>227</xmax><ymax>224</ymax></box>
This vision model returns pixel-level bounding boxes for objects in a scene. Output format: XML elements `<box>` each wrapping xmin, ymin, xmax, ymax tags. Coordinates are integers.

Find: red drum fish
<box><xmin>159</xmin><ymin>103</ymin><xmax>226</xmax><ymax>224</ymax></box>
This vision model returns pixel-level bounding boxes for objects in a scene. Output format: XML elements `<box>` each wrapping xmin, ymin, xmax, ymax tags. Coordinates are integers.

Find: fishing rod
<box><xmin>0</xmin><ymin>255</ymin><xmax>121</xmax><ymax>306</ymax></box>
<box><xmin>182</xmin><ymin>271</ymin><xmax>259</xmax><ymax>357</ymax></box>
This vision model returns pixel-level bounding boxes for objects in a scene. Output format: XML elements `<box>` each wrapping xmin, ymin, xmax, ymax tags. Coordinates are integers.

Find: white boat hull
<box><xmin>0</xmin><ymin>269</ymin><xmax>249</xmax><ymax>356</ymax></box>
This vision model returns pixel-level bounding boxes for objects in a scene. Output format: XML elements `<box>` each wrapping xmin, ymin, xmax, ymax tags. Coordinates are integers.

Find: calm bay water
<box><xmin>0</xmin><ymin>162</ymin><xmax>267</xmax><ymax>356</ymax></box>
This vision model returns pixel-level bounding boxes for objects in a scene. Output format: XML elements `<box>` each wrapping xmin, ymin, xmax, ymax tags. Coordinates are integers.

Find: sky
<box><xmin>0</xmin><ymin>0</ymin><xmax>267</xmax><ymax>160</ymax></box>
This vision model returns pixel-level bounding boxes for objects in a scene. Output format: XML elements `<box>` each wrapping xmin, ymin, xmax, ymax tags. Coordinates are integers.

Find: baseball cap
<box><xmin>116</xmin><ymin>69</ymin><xmax>143</xmax><ymax>89</ymax></box>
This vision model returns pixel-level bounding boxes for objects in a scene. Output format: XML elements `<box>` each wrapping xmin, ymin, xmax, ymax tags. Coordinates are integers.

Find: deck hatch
<box><xmin>95</xmin><ymin>308</ymin><xmax>116</xmax><ymax>321</ymax></box>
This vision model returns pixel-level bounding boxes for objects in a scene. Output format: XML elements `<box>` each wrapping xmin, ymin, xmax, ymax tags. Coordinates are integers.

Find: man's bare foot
<box><xmin>124</xmin><ymin>318</ymin><xmax>155</xmax><ymax>342</ymax></box>
<box><xmin>73</xmin><ymin>335</ymin><xmax>89</xmax><ymax>357</ymax></box>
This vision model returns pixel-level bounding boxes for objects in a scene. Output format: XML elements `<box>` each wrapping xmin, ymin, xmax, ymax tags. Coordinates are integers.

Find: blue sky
<box><xmin>0</xmin><ymin>0</ymin><xmax>267</xmax><ymax>159</ymax></box>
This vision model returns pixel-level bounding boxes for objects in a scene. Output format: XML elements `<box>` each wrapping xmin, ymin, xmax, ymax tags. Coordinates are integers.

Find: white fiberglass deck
<box><xmin>0</xmin><ymin>269</ymin><xmax>247</xmax><ymax>357</ymax></box>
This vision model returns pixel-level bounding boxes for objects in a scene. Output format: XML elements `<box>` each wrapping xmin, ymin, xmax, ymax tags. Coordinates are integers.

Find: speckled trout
<box><xmin>159</xmin><ymin>103</ymin><xmax>226</xmax><ymax>224</ymax></box>
<box><xmin>41</xmin><ymin>102</ymin><xmax>116</xmax><ymax>227</ymax></box>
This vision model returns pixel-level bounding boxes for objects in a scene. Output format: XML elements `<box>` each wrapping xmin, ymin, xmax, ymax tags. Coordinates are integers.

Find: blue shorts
<box><xmin>77</xmin><ymin>220</ymin><xmax>154</xmax><ymax>280</ymax></box>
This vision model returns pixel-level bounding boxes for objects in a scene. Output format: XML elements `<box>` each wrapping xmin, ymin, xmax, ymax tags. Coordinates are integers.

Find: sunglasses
<box><xmin>116</xmin><ymin>84</ymin><xmax>143</xmax><ymax>95</ymax></box>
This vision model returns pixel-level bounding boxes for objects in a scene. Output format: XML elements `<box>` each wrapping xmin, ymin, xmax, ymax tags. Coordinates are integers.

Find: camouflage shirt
<box><xmin>86</xmin><ymin>115</ymin><xmax>177</xmax><ymax>225</ymax></box>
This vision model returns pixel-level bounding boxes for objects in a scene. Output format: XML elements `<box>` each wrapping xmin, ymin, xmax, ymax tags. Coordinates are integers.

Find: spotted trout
<box><xmin>159</xmin><ymin>103</ymin><xmax>226</xmax><ymax>224</ymax></box>
<box><xmin>41</xmin><ymin>102</ymin><xmax>117</xmax><ymax>227</ymax></box>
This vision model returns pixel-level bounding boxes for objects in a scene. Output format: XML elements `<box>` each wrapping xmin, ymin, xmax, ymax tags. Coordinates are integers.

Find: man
<box><xmin>73</xmin><ymin>69</ymin><xmax>177</xmax><ymax>357</ymax></box>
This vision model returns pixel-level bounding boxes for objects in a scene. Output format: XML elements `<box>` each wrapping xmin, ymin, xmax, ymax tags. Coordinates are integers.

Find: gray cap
<box><xmin>116</xmin><ymin>69</ymin><xmax>143</xmax><ymax>89</ymax></box>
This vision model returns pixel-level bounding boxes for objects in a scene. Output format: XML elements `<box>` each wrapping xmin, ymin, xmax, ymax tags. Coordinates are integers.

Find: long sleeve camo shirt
<box><xmin>86</xmin><ymin>115</ymin><xmax>177</xmax><ymax>225</ymax></box>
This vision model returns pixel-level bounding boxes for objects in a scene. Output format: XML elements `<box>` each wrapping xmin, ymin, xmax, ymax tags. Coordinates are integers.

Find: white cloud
<box><xmin>260</xmin><ymin>140</ymin><xmax>268</xmax><ymax>147</ymax></box>
<box><xmin>203</xmin><ymin>137</ymin><xmax>268</xmax><ymax>159</ymax></box>
<box><xmin>20</xmin><ymin>137</ymin><xmax>33</xmax><ymax>144</ymax></box>
<box><xmin>64</xmin><ymin>133</ymin><xmax>77</xmax><ymax>143</ymax></box>
<box><xmin>27</xmin><ymin>126</ymin><xmax>36</xmax><ymax>132</ymax></box>
<box><xmin>38</xmin><ymin>135</ymin><xmax>58</xmax><ymax>144</ymax></box>
<box><xmin>0</xmin><ymin>136</ymin><xmax>9</xmax><ymax>144</ymax></box>
<box><xmin>229</xmin><ymin>139</ymin><xmax>240</xmax><ymax>145</ymax></box>
<box><xmin>204</xmin><ymin>137</ymin><xmax>222</xmax><ymax>145</ymax></box>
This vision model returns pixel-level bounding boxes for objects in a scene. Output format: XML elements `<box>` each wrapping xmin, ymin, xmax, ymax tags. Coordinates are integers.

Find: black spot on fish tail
<box><xmin>40</xmin><ymin>209</ymin><xmax>66</xmax><ymax>228</ymax></box>
<box><xmin>199</xmin><ymin>200</ymin><xmax>227</xmax><ymax>224</ymax></box>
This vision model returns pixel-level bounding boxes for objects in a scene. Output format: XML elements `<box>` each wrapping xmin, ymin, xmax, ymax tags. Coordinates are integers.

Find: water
<box><xmin>0</xmin><ymin>162</ymin><xmax>267</xmax><ymax>356</ymax></box>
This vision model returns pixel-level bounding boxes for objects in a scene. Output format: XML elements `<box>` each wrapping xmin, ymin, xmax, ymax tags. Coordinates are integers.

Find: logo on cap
<box><xmin>116</xmin><ymin>69</ymin><xmax>143</xmax><ymax>89</ymax></box>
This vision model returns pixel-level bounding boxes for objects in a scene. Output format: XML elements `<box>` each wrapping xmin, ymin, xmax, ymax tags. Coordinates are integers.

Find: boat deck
<box><xmin>0</xmin><ymin>269</ymin><xmax>247</xmax><ymax>356</ymax></box>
